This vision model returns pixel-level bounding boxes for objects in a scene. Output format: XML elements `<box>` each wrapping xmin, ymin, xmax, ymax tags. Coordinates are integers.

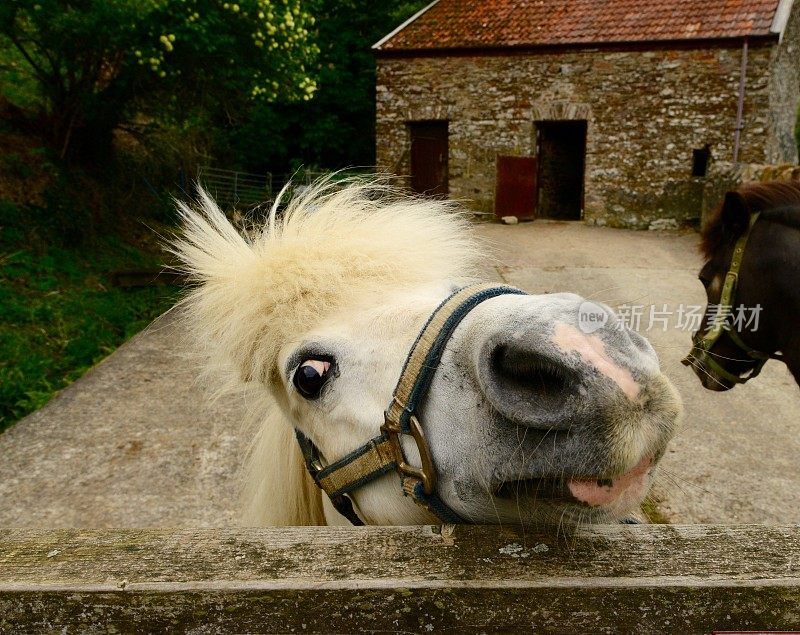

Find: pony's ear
<box><xmin>720</xmin><ymin>191</ymin><xmax>750</xmax><ymax>237</ymax></box>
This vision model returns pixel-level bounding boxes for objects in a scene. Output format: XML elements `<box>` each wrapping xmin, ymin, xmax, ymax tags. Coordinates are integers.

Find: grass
<box><xmin>641</xmin><ymin>496</ymin><xmax>671</xmax><ymax>524</ymax></box>
<box><xmin>0</xmin><ymin>200</ymin><xmax>178</xmax><ymax>432</ymax></box>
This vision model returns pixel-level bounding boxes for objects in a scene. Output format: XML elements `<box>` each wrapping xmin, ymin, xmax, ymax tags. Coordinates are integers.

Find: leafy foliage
<box><xmin>224</xmin><ymin>0</ymin><xmax>429</xmax><ymax>173</ymax></box>
<box><xmin>795</xmin><ymin>103</ymin><xmax>800</xmax><ymax>159</ymax></box>
<box><xmin>0</xmin><ymin>0</ymin><xmax>319</xmax><ymax>160</ymax></box>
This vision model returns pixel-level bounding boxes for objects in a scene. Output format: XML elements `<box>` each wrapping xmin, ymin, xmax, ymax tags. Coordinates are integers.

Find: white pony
<box><xmin>173</xmin><ymin>178</ymin><xmax>681</xmax><ymax>528</ymax></box>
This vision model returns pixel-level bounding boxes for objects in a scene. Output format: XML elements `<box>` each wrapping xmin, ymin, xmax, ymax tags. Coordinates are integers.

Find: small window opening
<box><xmin>692</xmin><ymin>144</ymin><xmax>711</xmax><ymax>177</ymax></box>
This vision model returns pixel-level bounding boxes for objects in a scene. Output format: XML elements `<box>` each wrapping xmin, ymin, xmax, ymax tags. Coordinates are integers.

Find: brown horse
<box><xmin>683</xmin><ymin>181</ymin><xmax>800</xmax><ymax>391</ymax></box>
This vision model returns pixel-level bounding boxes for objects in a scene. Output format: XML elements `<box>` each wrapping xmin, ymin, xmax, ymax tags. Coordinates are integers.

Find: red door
<box><xmin>494</xmin><ymin>155</ymin><xmax>538</xmax><ymax>219</ymax></box>
<box><xmin>408</xmin><ymin>121</ymin><xmax>448</xmax><ymax>197</ymax></box>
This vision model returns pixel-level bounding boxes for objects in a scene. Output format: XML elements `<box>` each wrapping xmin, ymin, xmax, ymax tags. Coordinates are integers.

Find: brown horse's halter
<box><xmin>682</xmin><ymin>212</ymin><xmax>781</xmax><ymax>385</ymax></box>
<box><xmin>295</xmin><ymin>283</ymin><xmax>526</xmax><ymax>525</ymax></box>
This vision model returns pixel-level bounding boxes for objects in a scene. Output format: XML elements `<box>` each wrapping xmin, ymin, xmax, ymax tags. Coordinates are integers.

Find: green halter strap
<box><xmin>683</xmin><ymin>211</ymin><xmax>776</xmax><ymax>384</ymax></box>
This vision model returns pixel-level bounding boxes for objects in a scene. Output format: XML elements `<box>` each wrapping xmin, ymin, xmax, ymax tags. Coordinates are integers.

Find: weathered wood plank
<box><xmin>0</xmin><ymin>525</ymin><xmax>798</xmax><ymax>633</ymax></box>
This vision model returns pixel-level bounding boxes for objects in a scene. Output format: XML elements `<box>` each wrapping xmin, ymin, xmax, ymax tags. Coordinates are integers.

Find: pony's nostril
<box><xmin>491</xmin><ymin>345</ymin><xmax>577</xmax><ymax>398</ymax></box>
<box><xmin>482</xmin><ymin>343</ymin><xmax>582</xmax><ymax>429</ymax></box>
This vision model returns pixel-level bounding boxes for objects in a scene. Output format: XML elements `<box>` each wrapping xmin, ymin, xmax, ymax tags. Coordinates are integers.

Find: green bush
<box><xmin>1</xmin><ymin>0</ymin><xmax>319</xmax><ymax>161</ymax></box>
<box><xmin>223</xmin><ymin>0</ymin><xmax>430</xmax><ymax>174</ymax></box>
<box><xmin>0</xmin><ymin>201</ymin><xmax>177</xmax><ymax>431</ymax></box>
<box><xmin>1</xmin><ymin>152</ymin><xmax>32</xmax><ymax>178</ymax></box>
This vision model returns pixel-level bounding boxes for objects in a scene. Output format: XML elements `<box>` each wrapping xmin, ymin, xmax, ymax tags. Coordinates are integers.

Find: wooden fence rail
<box><xmin>1</xmin><ymin>524</ymin><xmax>798</xmax><ymax>633</ymax></box>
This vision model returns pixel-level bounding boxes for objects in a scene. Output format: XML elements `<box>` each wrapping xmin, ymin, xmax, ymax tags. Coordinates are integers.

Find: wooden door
<box><xmin>494</xmin><ymin>155</ymin><xmax>538</xmax><ymax>219</ymax></box>
<box><xmin>408</xmin><ymin>121</ymin><xmax>448</xmax><ymax>197</ymax></box>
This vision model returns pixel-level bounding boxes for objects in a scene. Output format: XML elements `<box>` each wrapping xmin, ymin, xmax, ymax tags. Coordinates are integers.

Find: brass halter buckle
<box><xmin>381</xmin><ymin>413</ymin><xmax>437</xmax><ymax>495</ymax></box>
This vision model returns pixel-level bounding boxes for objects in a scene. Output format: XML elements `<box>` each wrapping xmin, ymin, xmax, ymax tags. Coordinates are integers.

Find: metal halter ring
<box><xmin>381</xmin><ymin>413</ymin><xmax>436</xmax><ymax>495</ymax></box>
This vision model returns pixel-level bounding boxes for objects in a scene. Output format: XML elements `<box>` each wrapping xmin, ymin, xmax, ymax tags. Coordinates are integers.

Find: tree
<box><xmin>225</xmin><ymin>0</ymin><xmax>429</xmax><ymax>173</ymax></box>
<box><xmin>0</xmin><ymin>0</ymin><xmax>319</xmax><ymax>161</ymax></box>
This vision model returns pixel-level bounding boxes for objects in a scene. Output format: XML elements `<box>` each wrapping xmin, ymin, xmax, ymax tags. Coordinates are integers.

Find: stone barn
<box><xmin>373</xmin><ymin>0</ymin><xmax>800</xmax><ymax>228</ymax></box>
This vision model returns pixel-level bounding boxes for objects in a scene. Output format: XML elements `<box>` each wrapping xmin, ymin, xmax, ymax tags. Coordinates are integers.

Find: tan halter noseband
<box><xmin>295</xmin><ymin>283</ymin><xmax>525</xmax><ymax>525</ymax></box>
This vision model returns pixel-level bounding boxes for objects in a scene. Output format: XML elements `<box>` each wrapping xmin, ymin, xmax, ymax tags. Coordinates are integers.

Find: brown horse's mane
<box><xmin>700</xmin><ymin>180</ymin><xmax>800</xmax><ymax>259</ymax></box>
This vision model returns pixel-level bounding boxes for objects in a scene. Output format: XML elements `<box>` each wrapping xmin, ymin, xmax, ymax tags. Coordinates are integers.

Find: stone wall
<box><xmin>376</xmin><ymin>39</ymin><xmax>797</xmax><ymax>228</ymax></box>
<box><xmin>767</xmin><ymin>0</ymin><xmax>800</xmax><ymax>164</ymax></box>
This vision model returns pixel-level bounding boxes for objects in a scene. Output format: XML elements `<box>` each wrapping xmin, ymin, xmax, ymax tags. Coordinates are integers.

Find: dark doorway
<box><xmin>536</xmin><ymin>120</ymin><xmax>587</xmax><ymax>220</ymax></box>
<box><xmin>408</xmin><ymin>120</ymin><xmax>448</xmax><ymax>197</ymax></box>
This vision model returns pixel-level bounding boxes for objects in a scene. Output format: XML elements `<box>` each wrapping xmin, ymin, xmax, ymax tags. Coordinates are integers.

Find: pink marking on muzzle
<box><xmin>552</xmin><ymin>323</ymin><xmax>640</xmax><ymax>401</ymax></box>
<box><xmin>567</xmin><ymin>457</ymin><xmax>652</xmax><ymax>507</ymax></box>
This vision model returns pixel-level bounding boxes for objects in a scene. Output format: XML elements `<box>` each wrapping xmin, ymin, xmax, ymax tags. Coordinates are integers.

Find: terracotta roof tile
<box><xmin>377</xmin><ymin>0</ymin><xmax>781</xmax><ymax>51</ymax></box>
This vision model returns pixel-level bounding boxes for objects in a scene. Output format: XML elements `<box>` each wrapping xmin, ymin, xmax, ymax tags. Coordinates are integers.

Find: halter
<box><xmin>682</xmin><ymin>212</ymin><xmax>780</xmax><ymax>385</ymax></box>
<box><xmin>295</xmin><ymin>283</ymin><xmax>526</xmax><ymax>525</ymax></box>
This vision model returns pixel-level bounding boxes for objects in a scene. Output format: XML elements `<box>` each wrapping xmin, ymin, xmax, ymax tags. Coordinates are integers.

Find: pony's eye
<box><xmin>293</xmin><ymin>359</ymin><xmax>332</xmax><ymax>399</ymax></box>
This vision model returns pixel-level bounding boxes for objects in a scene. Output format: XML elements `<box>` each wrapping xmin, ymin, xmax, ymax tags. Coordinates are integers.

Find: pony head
<box><xmin>172</xmin><ymin>178</ymin><xmax>681</xmax><ymax>528</ymax></box>
<box><xmin>686</xmin><ymin>180</ymin><xmax>800</xmax><ymax>390</ymax></box>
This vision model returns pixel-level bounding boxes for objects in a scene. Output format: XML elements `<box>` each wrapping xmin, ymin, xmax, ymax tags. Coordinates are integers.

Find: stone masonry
<box><xmin>376</xmin><ymin>7</ymin><xmax>800</xmax><ymax>228</ymax></box>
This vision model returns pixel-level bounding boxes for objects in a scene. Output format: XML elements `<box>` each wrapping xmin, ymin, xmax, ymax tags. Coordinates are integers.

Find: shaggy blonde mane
<box><xmin>170</xmin><ymin>177</ymin><xmax>487</xmax><ymax>524</ymax></box>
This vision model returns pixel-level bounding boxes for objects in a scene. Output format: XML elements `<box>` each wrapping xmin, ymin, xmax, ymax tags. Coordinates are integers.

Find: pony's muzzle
<box><xmin>476</xmin><ymin>317</ymin><xmax>652</xmax><ymax>432</ymax></box>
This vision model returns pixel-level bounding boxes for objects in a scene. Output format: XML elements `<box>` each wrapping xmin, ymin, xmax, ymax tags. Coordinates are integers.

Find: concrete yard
<box><xmin>1</xmin><ymin>220</ymin><xmax>798</xmax><ymax>527</ymax></box>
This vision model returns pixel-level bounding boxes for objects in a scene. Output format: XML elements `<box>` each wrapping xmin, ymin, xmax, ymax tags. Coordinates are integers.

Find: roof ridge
<box><xmin>372</xmin><ymin>0</ymin><xmax>441</xmax><ymax>50</ymax></box>
<box><xmin>374</xmin><ymin>0</ymin><xmax>785</xmax><ymax>52</ymax></box>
